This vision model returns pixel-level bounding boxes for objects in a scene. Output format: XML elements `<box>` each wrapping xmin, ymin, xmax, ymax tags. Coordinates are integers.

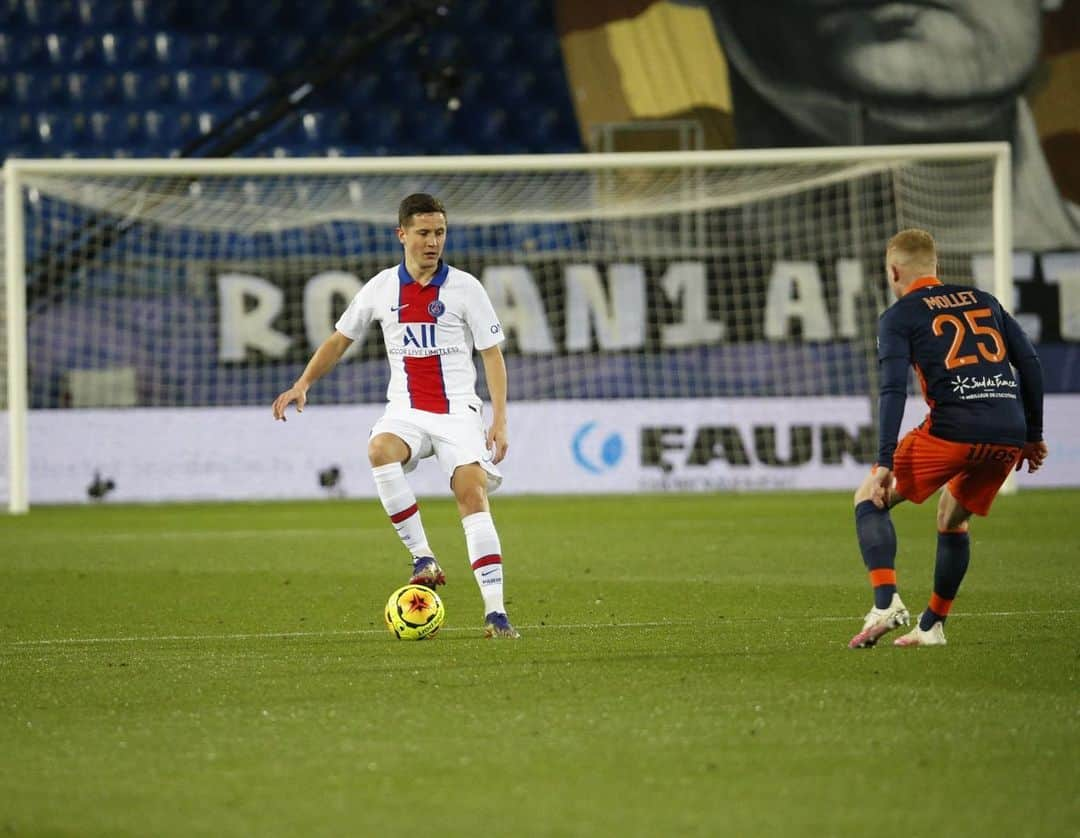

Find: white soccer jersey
<box><xmin>335</xmin><ymin>261</ymin><xmax>505</xmax><ymax>414</ymax></box>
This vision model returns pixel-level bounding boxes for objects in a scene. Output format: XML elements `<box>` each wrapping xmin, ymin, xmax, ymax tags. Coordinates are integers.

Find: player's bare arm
<box><xmin>480</xmin><ymin>344</ymin><xmax>509</xmax><ymax>464</ymax></box>
<box><xmin>272</xmin><ymin>331</ymin><xmax>354</xmax><ymax>421</ymax></box>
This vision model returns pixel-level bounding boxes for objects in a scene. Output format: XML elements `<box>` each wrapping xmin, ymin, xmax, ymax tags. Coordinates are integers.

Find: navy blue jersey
<box><xmin>876</xmin><ymin>277</ymin><xmax>1044</xmax><ymax>468</ymax></box>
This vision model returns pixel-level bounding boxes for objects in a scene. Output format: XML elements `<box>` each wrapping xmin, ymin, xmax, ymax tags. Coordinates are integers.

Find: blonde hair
<box><xmin>886</xmin><ymin>228</ymin><xmax>937</xmax><ymax>274</ymax></box>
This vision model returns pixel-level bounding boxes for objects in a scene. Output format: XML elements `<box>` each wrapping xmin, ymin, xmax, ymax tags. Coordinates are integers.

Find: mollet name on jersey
<box><xmin>387</xmin><ymin>346</ymin><xmax>463</xmax><ymax>357</ymax></box>
<box><xmin>921</xmin><ymin>290</ymin><xmax>978</xmax><ymax>310</ymax></box>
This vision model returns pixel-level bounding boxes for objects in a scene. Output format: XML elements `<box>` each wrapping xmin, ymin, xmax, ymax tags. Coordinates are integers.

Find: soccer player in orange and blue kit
<box><xmin>848</xmin><ymin>228</ymin><xmax>1048</xmax><ymax>649</ymax></box>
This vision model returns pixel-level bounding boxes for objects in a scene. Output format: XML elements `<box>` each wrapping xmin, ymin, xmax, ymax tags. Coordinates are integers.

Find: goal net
<box><xmin>2</xmin><ymin>146</ymin><xmax>1010</xmax><ymax>509</ymax></box>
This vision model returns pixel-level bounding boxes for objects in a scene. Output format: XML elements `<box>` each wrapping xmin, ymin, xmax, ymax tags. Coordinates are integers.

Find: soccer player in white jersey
<box><xmin>271</xmin><ymin>193</ymin><xmax>519</xmax><ymax>638</ymax></box>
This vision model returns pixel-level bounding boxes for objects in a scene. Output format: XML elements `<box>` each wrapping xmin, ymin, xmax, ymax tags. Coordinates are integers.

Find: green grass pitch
<box><xmin>2</xmin><ymin>491</ymin><xmax>1078</xmax><ymax>837</ymax></box>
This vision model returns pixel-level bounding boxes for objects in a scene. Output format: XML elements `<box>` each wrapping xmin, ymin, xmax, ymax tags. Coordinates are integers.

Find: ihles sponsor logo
<box><xmin>571</xmin><ymin>422</ymin><xmax>624</xmax><ymax>474</ymax></box>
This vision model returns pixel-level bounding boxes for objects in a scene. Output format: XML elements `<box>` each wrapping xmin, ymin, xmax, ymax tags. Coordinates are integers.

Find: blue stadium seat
<box><xmin>489</xmin><ymin>69</ymin><xmax>536</xmax><ymax>112</ymax></box>
<box><xmin>44</xmin><ymin>33</ymin><xmax>76</xmax><ymax>66</ymax></box>
<box><xmin>85</xmin><ymin>108</ymin><xmax>139</xmax><ymax>146</ymax></box>
<box><xmin>0</xmin><ymin>109</ymin><xmax>21</xmax><ymax>144</ymax></box>
<box><xmin>265</xmin><ymin>35</ymin><xmax>308</xmax><ymax>70</ymax></box>
<box><xmin>464</xmin><ymin>30</ymin><xmax>514</xmax><ymax>70</ymax></box>
<box><xmin>141</xmin><ymin>107</ymin><xmax>192</xmax><ymax>147</ymax></box>
<box><xmin>0</xmin><ymin>0</ymin><xmax>20</xmax><ymax>27</ymax></box>
<box><xmin>502</xmin><ymin>0</ymin><xmax>544</xmax><ymax>30</ymax></box>
<box><xmin>292</xmin><ymin>0</ymin><xmax>335</xmax><ymax>32</ymax></box>
<box><xmin>310</xmin><ymin>110</ymin><xmax>349</xmax><ymax>144</ymax></box>
<box><xmin>224</xmin><ymin>69</ymin><xmax>265</xmax><ymax>103</ymax></box>
<box><xmin>152</xmin><ymin>31</ymin><xmax>192</xmax><ymax>66</ymax></box>
<box><xmin>24</xmin><ymin>0</ymin><xmax>78</xmax><ymax>28</ymax></box>
<box><xmin>338</xmin><ymin>72</ymin><xmax>379</xmax><ymax>107</ymax></box>
<box><xmin>456</xmin><ymin>0</ymin><xmax>493</xmax><ymax>30</ymax></box>
<box><xmin>355</xmin><ymin>105</ymin><xmax>404</xmax><ymax>148</ymax></box>
<box><xmin>469</xmin><ymin>106</ymin><xmax>510</xmax><ymax>147</ymax></box>
<box><xmin>75</xmin><ymin>0</ymin><xmax>126</xmax><ymax>28</ymax></box>
<box><xmin>380</xmin><ymin>68</ymin><xmax>426</xmax><ymax>109</ymax></box>
<box><xmin>33</xmin><ymin>110</ymin><xmax>78</xmax><ymax>148</ymax></box>
<box><xmin>223</xmin><ymin>35</ymin><xmax>258</xmax><ymax>66</ymax></box>
<box><xmin>68</xmin><ymin>70</ymin><xmax>126</xmax><ymax>105</ymax></box>
<box><xmin>515</xmin><ymin>106</ymin><xmax>569</xmax><ymax>150</ymax></box>
<box><xmin>421</xmin><ymin>32</ymin><xmax>461</xmax><ymax>65</ymax></box>
<box><xmin>129</xmin><ymin>0</ymin><xmax>181</xmax><ymax>28</ymax></box>
<box><xmin>122</xmin><ymin>69</ymin><xmax>175</xmax><ymax>104</ymax></box>
<box><xmin>238</xmin><ymin>0</ymin><xmax>285</xmax><ymax>30</ymax></box>
<box><xmin>0</xmin><ymin>0</ymin><xmax>584</xmax><ymax>160</ymax></box>
<box><xmin>12</xmin><ymin>71</ymin><xmax>63</xmax><ymax>106</ymax></box>
<box><xmin>173</xmin><ymin>68</ymin><xmax>225</xmax><ymax>105</ymax></box>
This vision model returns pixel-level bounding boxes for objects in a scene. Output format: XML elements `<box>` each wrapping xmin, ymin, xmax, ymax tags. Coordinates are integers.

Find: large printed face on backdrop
<box><xmin>726</xmin><ymin>0</ymin><xmax>1043</xmax><ymax>102</ymax></box>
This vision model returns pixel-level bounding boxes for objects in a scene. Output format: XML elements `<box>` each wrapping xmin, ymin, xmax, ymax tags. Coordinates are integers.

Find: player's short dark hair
<box><xmin>398</xmin><ymin>193</ymin><xmax>447</xmax><ymax>227</ymax></box>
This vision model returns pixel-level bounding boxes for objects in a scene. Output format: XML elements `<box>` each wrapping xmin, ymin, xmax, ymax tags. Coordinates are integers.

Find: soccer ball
<box><xmin>384</xmin><ymin>584</ymin><xmax>445</xmax><ymax>640</ymax></box>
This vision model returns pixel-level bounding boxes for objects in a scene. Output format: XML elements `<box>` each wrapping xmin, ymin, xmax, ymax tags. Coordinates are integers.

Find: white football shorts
<box><xmin>369</xmin><ymin>405</ymin><xmax>503</xmax><ymax>492</ymax></box>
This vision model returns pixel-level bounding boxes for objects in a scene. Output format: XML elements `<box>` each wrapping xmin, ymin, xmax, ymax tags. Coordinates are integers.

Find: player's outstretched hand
<box><xmin>486</xmin><ymin>421</ymin><xmax>509</xmax><ymax>465</ymax></box>
<box><xmin>1015</xmin><ymin>440</ymin><xmax>1048</xmax><ymax>473</ymax></box>
<box><xmin>272</xmin><ymin>386</ymin><xmax>307</xmax><ymax>421</ymax></box>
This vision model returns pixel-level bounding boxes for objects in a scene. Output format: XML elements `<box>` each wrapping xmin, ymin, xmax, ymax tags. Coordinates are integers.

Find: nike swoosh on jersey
<box><xmin>390</xmin><ymin>303</ymin><xmax>410</xmax><ymax>312</ymax></box>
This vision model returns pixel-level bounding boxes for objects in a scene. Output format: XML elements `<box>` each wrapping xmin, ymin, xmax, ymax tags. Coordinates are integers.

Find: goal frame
<box><xmin>3</xmin><ymin>143</ymin><xmax>1012</xmax><ymax>513</ymax></box>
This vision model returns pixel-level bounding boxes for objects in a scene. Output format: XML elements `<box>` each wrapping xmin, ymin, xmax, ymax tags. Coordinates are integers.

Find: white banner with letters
<box><xmin>1</xmin><ymin>395</ymin><xmax>1077</xmax><ymax>503</ymax></box>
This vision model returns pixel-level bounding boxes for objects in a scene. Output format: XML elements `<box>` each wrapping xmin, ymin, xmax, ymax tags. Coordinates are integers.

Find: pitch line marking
<box><xmin>3</xmin><ymin>610</ymin><xmax>1078</xmax><ymax>648</ymax></box>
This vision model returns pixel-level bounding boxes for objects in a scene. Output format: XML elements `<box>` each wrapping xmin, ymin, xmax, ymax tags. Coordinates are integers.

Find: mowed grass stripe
<box><xmin>4</xmin><ymin>609</ymin><xmax>1077</xmax><ymax>648</ymax></box>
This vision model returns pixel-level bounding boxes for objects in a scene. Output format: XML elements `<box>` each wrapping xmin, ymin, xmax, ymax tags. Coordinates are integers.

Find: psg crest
<box><xmin>427</xmin><ymin>300</ymin><xmax>445</xmax><ymax>318</ymax></box>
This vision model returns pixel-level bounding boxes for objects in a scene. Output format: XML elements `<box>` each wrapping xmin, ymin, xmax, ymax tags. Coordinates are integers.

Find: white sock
<box><xmin>462</xmin><ymin>511</ymin><xmax>505</xmax><ymax>615</ymax></box>
<box><xmin>372</xmin><ymin>462</ymin><xmax>433</xmax><ymax>558</ymax></box>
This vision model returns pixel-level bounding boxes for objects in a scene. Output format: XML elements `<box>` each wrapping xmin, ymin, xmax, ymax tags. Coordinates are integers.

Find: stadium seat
<box><xmin>44</xmin><ymin>33</ymin><xmax>76</xmax><ymax>66</ymax></box>
<box><xmin>24</xmin><ymin>0</ymin><xmax>78</xmax><ymax>28</ymax></box>
<box><xmin>469</xmin><ymin>106</ymin><xmax>510</xmax><ymax>147</ymax></box>
<box><xmin>354</xmin><ymin>105</ymin><xmax>404</xmax><ymax>148</ymax></box>
<box><xmin>224</xmin><ymin>69</ymin><xmax>265</xmax><ymax>103</ymax></box>
<box><xmin>0</xmin><ymin>0</ymin><xmax>19</xmax><ymax>27</ymax></box>
<box><xmin>238</xmin><ymin>0</ymin><xmax>285</xmax><ymax>30</ymax></box>
<box><xmin>489</xmin><ymin>69</ymin><xmax>537</xmax><ymax>112</ymax></box>
<box><xmin>464</xmin><ymin>30</ymin><xmax>515</xmax><ymax>70</ymax></box>
<box><xmin>151</xmin><ymin>32</ymin><xmax>192</xmax><ymax>67</ymax></box>
<box><xmin>295</xmin><ymin>110</ymin><xmax>348</xmax><ymax>145</ymax></box>
<box><xmin>129</xmin><ymin>0</ymin><xmax>181</xmax><ymax>28</ymax></box>
<box><xmin>33</xmin><ymin>110</ymin><xmax>77</xmax><ymax>148</ymax></box>
<box><xmin>0</xmin><ymin>109</ymin><xmax>21</xmax><ymax>145</ymax></box>
<box><xmin>141</xmin><ymin>107</ymin><xmax>192</xmax><ymax>147</ymax></box>
<box><xmin>0</xmin><ymin>0</ymin><xmax>583</xmax><ymax>161</ymax></box>
<box><xmin>266</xmin><ymin>35</ymin><xmax>308</xmax><ymax>70</ymax></box>
<box><xmin>173</xmin><ymin>68</ymin><xmax>225</xmax><ymax>105</ymax></box>
<box><xmin>292</xmin><ymin>0</ymin><xmax>335</xmax><ymax>32</ymax></box>
<box><xmin>11</xmin><ymin>71</ymin><xmax>62</xmax><ymax>106</ymax></box>
<box><xmin>85</xmin><ymin>108</ymin><xmax>138</xmax><ymax>146</ymax></box>
<box><xmin>515</xmin><ymin>106</ymin><xmax>568</xmax><ymax>150</ymax></box>
<box><xmin>75</xmin><ymin>0</ymin><xmax>126</xmax><ymax>28</ymax></box>
<box><xmin>421</xmin><ymin>32</ymin><xmax>462</xmax><ymax>65</ymax></box>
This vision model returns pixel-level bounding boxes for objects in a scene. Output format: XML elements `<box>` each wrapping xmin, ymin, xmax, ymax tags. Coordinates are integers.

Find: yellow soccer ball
<box><xmin>384</xmin><ymin>584</ymin><xmax>445</xmax><ymax>640</ymax></box>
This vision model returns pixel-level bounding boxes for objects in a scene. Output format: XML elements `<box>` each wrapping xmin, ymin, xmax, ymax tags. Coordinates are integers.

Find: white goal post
<box><xmin>2</xmin><ymin>144</ymin><xmax>1011</xmax><ymax>512</ymax></box>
